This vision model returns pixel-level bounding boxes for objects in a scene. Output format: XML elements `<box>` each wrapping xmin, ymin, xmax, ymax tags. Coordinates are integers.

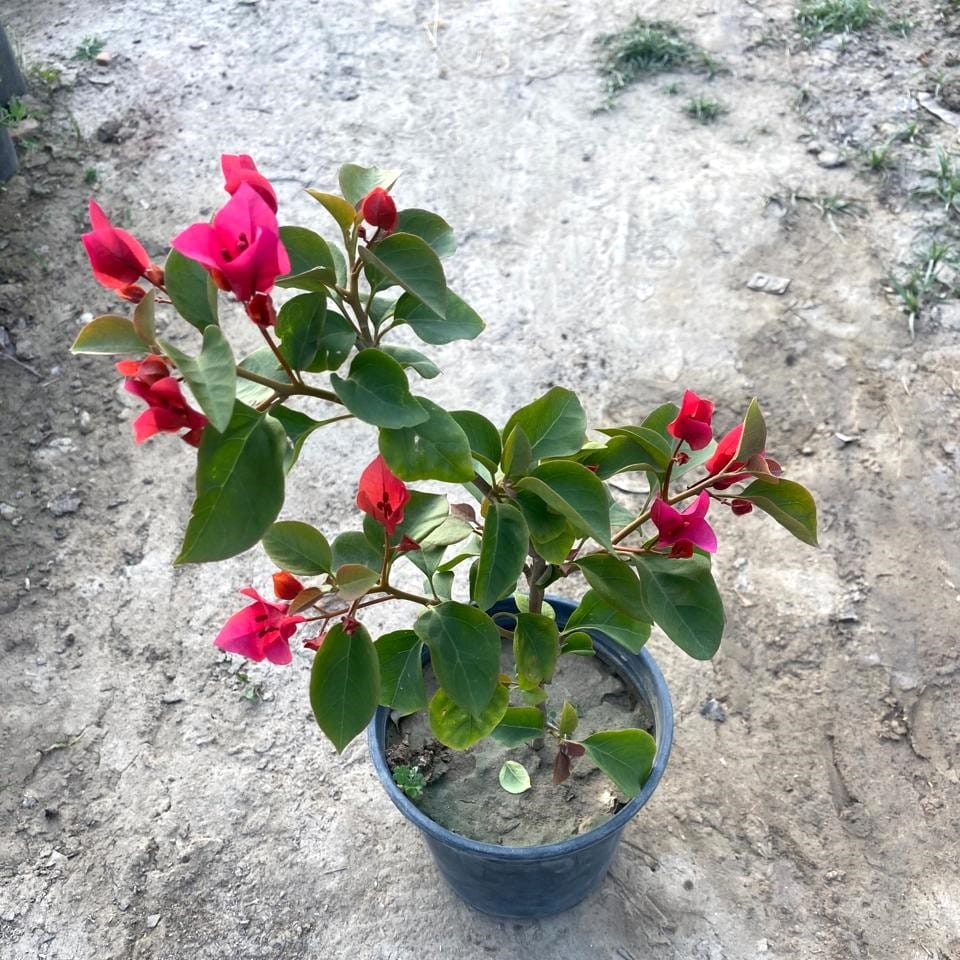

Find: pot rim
<box><xmin>367</xmin><ymin>595</ymin><xmax>674</xmax><ymax>860</ymax></box>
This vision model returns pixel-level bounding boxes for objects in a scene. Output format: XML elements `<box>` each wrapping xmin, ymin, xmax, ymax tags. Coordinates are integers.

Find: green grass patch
<box><xmin>795</xmin><ymin>0</ymin><xmax>879</xmax><ymax>37</ymax></box>
<box><xmin>683</xmin><ymin>96</ymin><xmax>725</xmax><ymax>124</ymax></box>
<box><xmin>71</xmin><ymin>37</ymin><xmax>105</xmax><ymax>61</ymax></box>
<box><xmin>595</xmin><ymin>17</ymin><xmax>721</xmax><ymax>103</ymax></box>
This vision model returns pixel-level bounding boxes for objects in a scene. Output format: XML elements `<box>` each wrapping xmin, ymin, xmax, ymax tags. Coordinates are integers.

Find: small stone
<box><xmin>146</xmin><ymin>914</ymin><xmax>161</xmax><ymax>929</ymax></box>
<box><xmin>0</xmin><ymin>502</ymin><xmax>16</xmax><ymax>520</ymax></box>
<box><xmin>801</xmin><ymin>445</ymin><xmax>815</xmax><ymax>456</ymax></box>
<box><xmin>78</xmin><ymin>411</ymin><xmax>93</xmax><ymax>434</ymax></box>
<box><xmin>189</xmin><ymin>40</ymin><xmax>207</xmax><ymax>50</ymax></box>
<box><xmin>746</xmin><ymin>272</ymin><xmax>791</xmax><ymax>295</ymax></box>
<box><xmin>95</xmin><ymin>50</ymin><xmax>111</xmax><ymax>66</ymax></box>
<box><xmin>87</xmin><ymin>75</ymin><xmax>114</xmax><ymax>86</ymax></box>
<box><xmin>161</xmin><ymin>692</ymin><xmax>184</xmax><ymax>705</ymax></box>
<box><xmin>47</xmin><ymin>494</ymin><xmax>82</xmax><ymax>517</ymax></box>
<box><xmin>96</xmin><ymin>119</ymin><xmax>124</xmax><ymax>143</ymax></box>
<box><xmin>699</xmin><ymin>698</ymin><xmax>727</xmax><ymax>722</ymax></box>
<box><xmin>817</xmin><ymin>150</ymin><xmax>846</xmax><ymax>168</ymax></box>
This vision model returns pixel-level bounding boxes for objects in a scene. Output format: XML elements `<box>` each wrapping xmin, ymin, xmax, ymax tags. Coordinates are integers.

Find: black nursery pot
<box><xmin>367</xmin><ymin>596</ymin><xmax>674</xmax><ymax>919</ymax></box>
<box><xmin>0</xmin><ymin>129</ymin><xmax>16</xmax><ymax>182</ymax></box>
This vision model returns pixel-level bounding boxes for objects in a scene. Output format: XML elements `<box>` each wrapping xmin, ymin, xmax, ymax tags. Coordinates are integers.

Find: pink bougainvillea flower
<box><xmin>82</xmin><ymin>199</ymin><xmax>153</xmax><ymax>291</ymax></box>
<box><xmin>272</xmin><ymin>570</ymin><xmax>304</xmax><ymax>601</ymax></box>
<box><xmin>123</xmin><ymin>374</ymin><xmax>208</xmax><ymax>447</ymax></box>
<box><xmin>170</xmin><ymin>183</ymin><xmax>290</xmax><ymax>304</ymax></box>
<box><xmin>115</xmin><ymin>354</ymin><xmax>170</xmax><ymax>387</ymax></box>
<box><xmin>361</xmin><ymin>187</ymin><xmax>398</xmax><ymax>234</ymax></box>
<box><xmin>651</xmin><ymin>492</ymin><xmax>718</xmax><ymax>554</ymax></box>
<box><xmin>705</xmin><ymin>424</ymin><xmax>782</xmax><ymax>490</ymax></box>
<box><xmin>221</xmin><ymin>153</ymin><xmax>278</xmax><ymax>213</ymax></box>
<box><xmin>214</xmin><ymin>587</ymin><xmax>305</xmax><ymax>665</ymax></box>
<box><xmin>356</xmin><ymin>454</ymin><xmax>410</xmax><ymax>537</ymax></box>
<box><xmin>667</xmin><ymin>390</ymin><xmax>715</xmax><ymax>451</ymax></box>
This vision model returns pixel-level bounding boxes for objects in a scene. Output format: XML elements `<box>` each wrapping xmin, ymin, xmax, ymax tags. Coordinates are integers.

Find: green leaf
<box><xmin>641</xmin><ymin>402</ymin><xmax>680</xmax><ymax>441</ymax></box>
<box><xmin>330</xmin><ymin>349</ymin><xmax>428</xmax><ymax>428</ymax></box>
<box><xmin>331</xmin><ymin>531</ymin><xmax>382</xmax><ymax>570</ymax></box>
<box><xmin>450</xmin><ymin>409</ymin><xmax>501</xmax><ymax>472</ymax></box>
<box><xmin>375</xmin><ymin>630</ymin><xmax>426</xmax><ymax>716</ymax></box>
<box><xmin>575</xmin><ymin>555</ymin><xmax>650</xmax><ymax>622</ymax></box>
<box><xmin>563</xmin><ymin>589</ymin><xmax>651</xmax><ymax>654</ymax></box>
<box><xmin>499</xmin><ymin>760</ymin><xmax>532</xmax><ymax>794</ymax></box>
<box><xmin>338</xmin><ymin>163</ymin><xmax>400</xmax><ymax>206</ymax></box>
<box><xmin>521</xmin><ymin>686</ymin><xmax>548</xmax><ymax>706</ymax></box>
<box><xmin>514</xmin><ymin>489</ymin><xmax>576</xmax><ymax>564</ymax></box>
<box><xmin>379</xmin><ymin>397</ymin><xmax>474</xmax><ymax>482</ymax></box>
<box><xmin>276</xmin><ymin>292</ymin><xmax>327</xmax><ymax>369</ymax></box>
<box><xmin>582</xmin><ymin>729</ymin><xmax>656</xmax><ymax>797</ymax></box>
<box><xmin>235</xmin><ymin>346</ymin><xmax>290</xmax><ymax>406</ymax></box>
<box><xmin>735</xmin><ymin>398</ymin><xmax>767</xmax><ymax>462</ymax></box>
<box><xmin>472</xmin><ymin>502</ymin><xmax>529</xmax><ymax>611</ymax></box>
<box><xmin>514</xmin><ymin>594</ymin><xmax>556</xmax><ymax>619</ymax></box>
<box><xmin>490</xmin><ymin>707</ymin><xmax>545</xmax><ymax>747</ymax></box>
<box><xmin>634</xmin><ymin>553</ymin><xmax>725</xmax><ymax>659</ymax></box>
<box><xmin>165</xmin><ymin>248</ymin><xmax>219</xmax><ymax>331</ymax></box>
<box><xmin>303</xmin><ymin>310</ymin><xmax>355</xmax><ymax>373</ymax></box>
<box><xmin>560</xmin><ymin>631</ymin><xmax>595</xmax><ymax>656</ymax></box>
<box><xmin>596</xmin><ymin>426</ymin><xmax>673</xmax><ymax>471</ymax></box>
<box><xmin>515</xmin><ymin>461</ymin><xmax>612</xmax><ymax>549</ymax></box>
<box><xmin>276</xmin><ymin>225</ymin><xmax>338</xmax><ymax>291</ymax></box>
<box><xmin>176</xmin><ymin>403</ymin><xmax>286</xmax><ymax>563</ymax></box>
<box><xmin>558</xmin><ymin>700</ymin><xmax>579</xmax><ymax>737</ymax></box>
<box><xmin>160</xmin><ymin>326</ymin><xmax>236</xmax><ymax>434</ymax></box>
<box><xmin>268</xmin><ymin>406</ymin><xmax>326</xmax><ymax>470</ymax></box>
<box><xmin>579</xmin><ymin>435</ymin><xmax>660</xmax><ymax>479</ymax></box>
<box><xmin>503</xmin><ymin>387</ymin><xmax>586</xmax><ymax>460</ymax></box>
<box><xmin>429</xmin><ymin>685</ymin><xmax>509</xmax><ymax>749</ymax></box>
<box><xmin>393</xmin><ymin>491</ymin><xmax>451</xmax><ymax>543</ymax></box>
<box><xmin>262</xmin><ymin>520</ymin><xmax>332</xmax><ymax>575</ymax></box>
<box><xmin>71</xmin><ymin>314</ymin><xmax>148</xmax><ymax>355</ymax></box>
<box><xmin>502</xmin><ymin>426</ymin><xmax>534</xmax><ymax>479</ymax></box>
<box><xmin>306</xmin><ymin>188</ymin><xmax>358</xmax><ymax>234</ymax></box>
<box><xmin>358</xmin><ymin>233</ymin><xmax>447</xmax><ymax>317</ymax></box>
<box><xmin>132</xmin><ymin>290</ymin><xmax>157</xmax><ymax>346</ymax></box>
<box><xmin>394</xmin><ymin>290</ymin><xmax>485</xmax><ymax>345</ymax></box>
<box><xmin>378</xmin><ymin>344</ymin><xmax>441</xmax><ymax>379</ymax></box>
<box><xmin>396</xmin><ymin>209</ymin><xmax>456</xmax><ymax>257</ymax></box>
<box><xmin>418</xmin><ymin>515</ymin><xmax>474</xmax><ymax>549</ymax></box>
<box><xmin>414</xmin><ymin>602</ymin><xmax>501</xmax><ymax>717</ymax></box>
<box><xmin>513</xmin><ymin>612</ymin><xmax>558</xmax><ymax>685</ymax></box>
<box><xmin>737</xmin><ymin>477</ymin><xmax>818</xmax><ymax>546</ymax></box>
<box><xmin>310</xmin><ymin>621</ymin><xmax>380</xmax><ymax>753</ymax></box>
<box><xmin>335</xmin><ymin>563</ymin><xmax>379</xmax><ymax>602</ymax></box>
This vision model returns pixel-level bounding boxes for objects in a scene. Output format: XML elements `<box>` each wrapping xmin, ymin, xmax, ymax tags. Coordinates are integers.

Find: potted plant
<box><xmin>73</xmin><ymin>156</ymin><xmax>818</xmax><ymax>918</ymax></box>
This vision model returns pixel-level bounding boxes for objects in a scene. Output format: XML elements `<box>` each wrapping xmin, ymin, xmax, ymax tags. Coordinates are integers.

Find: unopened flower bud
<box><xmin>731</xmin><ymin>498</ymin><xmax>753</xmax><ymax>516</ymax></box>
<box><xmin>272</xmin><ymin>570</ymin><xmax>304</xmax><ymax>600</ymax></box>
<box><xmin>245</xmin><ymin>292</ymin><xmax>277</xmax><ymax>327</ymax></box>
<box><xmin>144</xmin><ymin>264</ymin><xmax>165</xmax><ymax>287</ymax></box>
<box><xmin>360</xmin><ymin>187</ymin><xmax>398</xmax><ymax>234</ymax></box>
<box><xmin>117</xmin><ymin>283</ymin><xmax>146</xmax><ymax>303</ymax></box>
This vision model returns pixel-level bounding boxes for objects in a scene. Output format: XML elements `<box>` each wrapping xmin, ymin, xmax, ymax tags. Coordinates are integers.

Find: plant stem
<box><xmin>235</xmin><ymin>367</ymin><xmax>341</xmax><ymax>404</ymax></box>
<box><xmin>258</xmin><ymin>325</ymin><xmax>301</xmax><ymax>386</ymax></box>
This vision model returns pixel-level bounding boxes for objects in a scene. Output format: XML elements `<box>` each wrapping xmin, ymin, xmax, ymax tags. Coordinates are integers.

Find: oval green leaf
<box><xmin>338</xmin><ymin>163</ymin><xmax>400</xmax><ymax>206</ymax></box>
<box><xmin>160</xmin><ymin>325</ymin><xmax>237</xmax><ymax>434</ymax></box>
<box><xmin>306</xmin><ymin>188</ymin><xmax>358</xmax><ymax>234</ymax></box>
<box><xmin>71</xmin><ymin>314</ymin><xmax>148</xmax><ymax>355</ymax></box>
<box><xmin>499</xmin><ymin>760</ymin><xmax>532</xmax><ymax>795</ymax></box>
<box><xmin>396</xmin><ymin>208</ymin><xmax>456</xmax><ymax>257</ymax></box>
<box><xmin>310</xmin><ymin>621</ymin><xmax>380</xmax><ymax>753</ymax></box>
<box><xmin>375</xmin><ymin>629</ymin><xmax>426</xmax><ymax>716</ymax></box>
<box><xmin>575</xmin><ymin>555</ymin><xmax>650</xmax><ymax>622</ymax></box>
<box><xmin>503</xmin><ymin>386</ymin><xmax>586</xmax><ymax>460</ymax></box>
<box><xmin>563</xmin><ymin>589</ymin><xmax>651</xmax><ymax>653</ymax></box>
<box><xmin>428</xmin><ymin>685</ymin><xmax>509</xmax><ymax>749</ymax></box>
<box><xmin>489</xmin><ymin>706</ymin><xmax>545</xmax><ymax>747</ymax></box>
<box><xmin>378</xmin><ymin>397</ymin><xmax>474</xmax><ymax>482</ymax></box>
<box><xmin>330</xmin><ymin>349</ymin><xmax>428</xmax><ymax>428</ymax></box>
<box><xmin>176</xmin><ymin>403</ymin><xmax>286</xmax><ymax>563</ymax></box>
<box><xmin>472</xmin><ymin>501</ymin><xmax>529</xmax><ymax>612</ymax></box>
<box><xmin>736</xmin><ymin>477</ymin><xmax>818</xmax><ymax>546</ymax></box>
<box><xmin>513</xmin><ymin>612</ymin><xmax>559</xmax><ymax>685</ymax></box>
<box><xmin>582</xmin><ymin>728</ymin><xmax>656</xmax><ymax>797</ymax></box>
<box><xmin>165</xmin><ymin>247</ymin><xmax>219</xmax><ymax>331</ymax></box>
<box><xmin>414</xmin><ymin>602</ymin><xmax>501</xmax><ymax>717</ymax></box>
<box><xmin>633</xmin><ymin>553</ymin><xmax>725</xmax><ymax>659</ymax></box>
<box><xmin>393</xmin><ymin>289</ymin><xmax>484</xmax><ymax>345</ymax></box>
<box><xmin>358</xmin><ymin>233</ymin><xmax>447</xmax><ymax>318</ymax></box>
<box><xmin>276</xmin><ymin>225</ymin><xmax>337</xmax><ymax>291</ymax></box>
<box><xmin>262</xmin><ymin>520</ymin><xmax>332</xmax><ymax>575</ymax></box>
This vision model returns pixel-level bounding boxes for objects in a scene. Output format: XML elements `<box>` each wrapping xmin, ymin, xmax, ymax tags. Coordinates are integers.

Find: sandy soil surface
<box><xmin>1</xmin><ymin>1</ymin><xmax>959</xmax><ymax>958</ymax></box>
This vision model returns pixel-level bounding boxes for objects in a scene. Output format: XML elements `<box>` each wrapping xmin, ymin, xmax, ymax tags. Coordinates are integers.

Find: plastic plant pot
<box><xmin>367</xmin><ymin>595</ymin><xmax>674</xmax><ymax>919</ymax></box>
<box><xmin>0</xmin><ymin>128</ymin><xmax>16</xmax><ymax>182</ymax></box>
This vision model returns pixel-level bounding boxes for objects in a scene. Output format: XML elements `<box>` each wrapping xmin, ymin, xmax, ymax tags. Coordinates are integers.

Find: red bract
<box><xmin>706</xmin><ymin>425</ymin><xmax>781</xmax><ymax>490</ymax></box>
<box><xmin>214</xmin><ymin>587</ymin><xmax>305</xmax><ymax>665</ymax></box>
<box><xmin>651</xmin><ymin>492</ymin><xmax>717</xmax><ymax>554</ymax></box>
<box><xmin>667</xmin><ymin>390</ymin><xmax>715</xmax><ymax>450</ymax></box>
<box><xmin>303</xmin><ymin>634</ymin><xmax>326</xmax><ymax>652</ymax></box>
<box><xmin>82</xmin><ymin>200</ymin><xmax>152</xmax><ymax>291</ymax></box>
<box><xmin>115</xmin><ymin>354</ymin><xmax>170</xmax><ymax>387</ymax></box>
<box><xmin>171</xmin><ymin>183</ymin><xmax>290</xmax><ymax>304</ymax></box>
<box><xmin>245</xmin><ymin>292</ymin><xmax>277</xmax><ymax>328</ymax></box>
<box><xmin>356</xmin><ymin>454</ymin><xmax>410</xmax><ymax>537</ymax></box>
<box><xmin>221</xmin><ymin>153</ymin><xmax>278</xmax><ymax>213</ymax></box>
<box><xmin>272</xmin><ymin>570</ymin><xmax>304</xmax><ymax>600</ymax></box>
<box><xmin>361</xmin><ymin>187</ymin><xmax>398</xmax><ymax>234</ymax></box>
<box><xmin>396</xmin><ymin>535</ymin><xmax>420</xmax><ymax>553</ymax></box>
<box><xmin>123</xmin><ymin>375</ymin><xmax>208</xmax><ymax>447</ymax></box>
<box><xmin>730</xmin><ymin>498</ymin><xmax>753</xmax><ymax>516</ymax></box>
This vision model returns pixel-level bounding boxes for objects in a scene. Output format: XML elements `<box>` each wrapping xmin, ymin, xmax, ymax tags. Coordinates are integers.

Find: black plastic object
<box><xmin>0</xmin><ymin>25</ymin><xmax>25</xmax><ymax>182</ymax></box>
<box><xmin>367</xmin><ymin>595</ymin><xmax>674</xmax><ymax>918</ymax></box>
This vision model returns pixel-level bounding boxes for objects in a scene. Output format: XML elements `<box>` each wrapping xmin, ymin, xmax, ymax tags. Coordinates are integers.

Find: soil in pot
<box><xmin>385</xmin><ymin>644</ymin><xmax>654</xmax><ymax>846</ymax></box>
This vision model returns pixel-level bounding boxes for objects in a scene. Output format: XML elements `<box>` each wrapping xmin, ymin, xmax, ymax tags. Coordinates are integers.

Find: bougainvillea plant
<box><xmin>74</xmin><ymin>156</ymin><xmax>818</xmax><ymax>799</ymax></box>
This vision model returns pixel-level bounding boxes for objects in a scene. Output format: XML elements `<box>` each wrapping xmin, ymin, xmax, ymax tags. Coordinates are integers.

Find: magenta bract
<box><xmin>215</xmin><ymin>587</ymin><xmax>306</xmax><ymax>665</ymax></box>
<box><xmin>667</xmin><ymin>389</ymin><xmax>714</xmax><ymax>451</ymax></box>
<box><xmin>82</xmin><ymin>200</ymin><xmax>152</xmax><ymax>291</ymax></box>
<box><xmin>651</xmin><ymin>491</ymin><xmax>718</xmax><ymax>554</ymax></box>
<box><xmin>356</xmin><ymin>455</ymin><xmax>410</xmax><ymax>537</ymax></box>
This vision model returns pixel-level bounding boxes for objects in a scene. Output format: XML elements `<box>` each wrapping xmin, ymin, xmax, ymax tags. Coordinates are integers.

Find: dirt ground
<box><xmin>1</xmin><ymin>1</ymin><xmax>959</xmax><ymax>957</ymax></box>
